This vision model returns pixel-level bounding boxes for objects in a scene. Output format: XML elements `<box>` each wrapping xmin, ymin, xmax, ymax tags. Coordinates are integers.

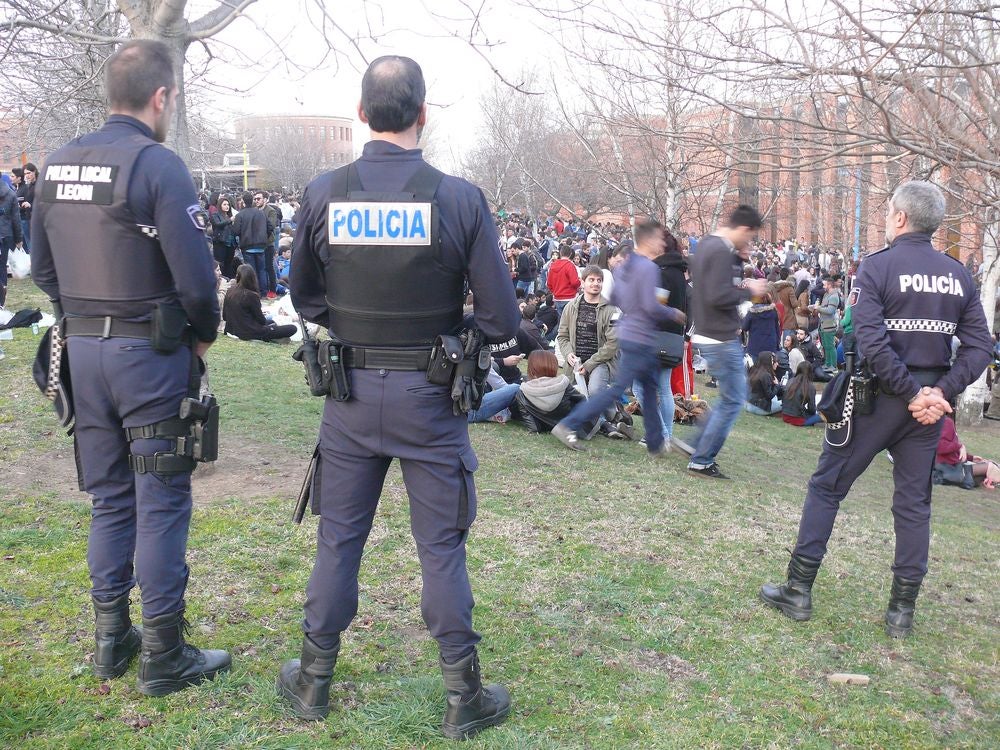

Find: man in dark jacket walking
<box><xmin>686</xmin><ymin>205</ymin><xmax>768</xmax><ymax>478</ymax></box>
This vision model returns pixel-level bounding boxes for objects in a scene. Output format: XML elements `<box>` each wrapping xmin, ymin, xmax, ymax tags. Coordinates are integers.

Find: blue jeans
<box><xmin>745</xmin><ymin>396</ymin><xmax>781</xmax><ymax>415</ymax></box>
<box><xmin>633</xmin><ymin>366</ymin><xmax>673</xmax><ymax>440</ymax></box>
<box><xmin>561</xmin><ymin>340</ymin><xmax>664</xmax><ymax>452</ymax></box>
<box><xmin>516</xmin><ymin>279</ymin><xmax>535</xmax><ymax>295</ymax></box>
<box><xmin>243</xmin><ymin>251</ymin><xmax>267</xmax><ymax>293</ymax></box>
<box><xmin>467</xmin><ymin>383</ymin><xmax>519</xmax><ymax>423</ymax></box>
<box><xmin>690</xmin><ymin>340</ymin><xmax>747</xmax><ymax>468</ymax></box>
<box><xmin>20</xmin><ymin>217</ymin><xmax>30</xmax><ymax>252</ymax></box>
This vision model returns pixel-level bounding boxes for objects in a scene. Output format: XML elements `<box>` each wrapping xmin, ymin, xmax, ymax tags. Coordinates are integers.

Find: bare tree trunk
<box><xmin>956</xmin><ymin>221</ymin><xmax>1000</xmax><ymax>425</ymax></box>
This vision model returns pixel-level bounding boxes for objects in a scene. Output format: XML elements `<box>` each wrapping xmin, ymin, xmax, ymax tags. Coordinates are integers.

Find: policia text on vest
<box><xmin>328</xmin><ymin>202</ymin><xmax>430</xmax><ymax>245</ymax></box>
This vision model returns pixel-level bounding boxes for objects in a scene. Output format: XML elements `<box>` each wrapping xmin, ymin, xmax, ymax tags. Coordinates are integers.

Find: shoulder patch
<box><xmin>187</xmin><ymin>205</ymin><xmax>209</xmax><ymax>232</ymax></box>
<box><xmin>847</xmin><ymin>286</ymin><xmax>861</xmax><ymax>307</ymax></box>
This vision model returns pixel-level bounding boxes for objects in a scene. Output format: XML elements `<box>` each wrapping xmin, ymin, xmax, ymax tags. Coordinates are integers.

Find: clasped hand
<box><xmin>907</xmin><ymin>386</ymin><xmax>951</xmax><ymax>425</ymax></box>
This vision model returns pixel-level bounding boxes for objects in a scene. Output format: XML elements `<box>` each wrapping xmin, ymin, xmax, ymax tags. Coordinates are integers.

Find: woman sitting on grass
<box><xmin>780</xmin><ymin>361</ymin><xmax>821</xmax><ymax>426</ymax></box>
<box><xmin>745</xmin><ymin>351</ymin><xmax>783</xmax><ymax>415</ymax></box>
<box><xmin>933</xmin><ymin>415</ymin><xmax>1000</xmax><ymax>490</ymax></box>
<box><xmin>510</xmin><ymin>350</ymin><xmax>599</xmax><ymax>436</ymax></box>
<box><xmin>222</xmin><ymin>264</ymin><xmax>297</xmax><ymax>343</ymax></box>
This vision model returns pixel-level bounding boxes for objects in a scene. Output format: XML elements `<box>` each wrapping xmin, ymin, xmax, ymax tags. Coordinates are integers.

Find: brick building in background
<box><xmin>233</xmin><ymin>114</ymin><xmax>355</xmax><ymax>190</ymax></box>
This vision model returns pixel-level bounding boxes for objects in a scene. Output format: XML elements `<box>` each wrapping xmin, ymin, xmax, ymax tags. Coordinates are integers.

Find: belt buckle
<box><xmin>100</xmin><ymin>316</ymin><xmax>113</xmax><ymax>339</ymax></box>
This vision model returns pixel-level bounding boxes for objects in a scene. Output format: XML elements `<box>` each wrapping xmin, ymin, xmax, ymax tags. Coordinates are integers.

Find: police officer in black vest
<box><xmin>30</xmin><ymin>41</ymin><xmax>230</xmax><ymax>693</ymax></box>
<box><xmin>281</xmin><ymin>56</ymin><xmax>519</xmax><ymax>739</ymax></box>
<box><xmin>760</xmin><ymin>181</ymin><xmax>992</xmax><ymax>637</ymax></box>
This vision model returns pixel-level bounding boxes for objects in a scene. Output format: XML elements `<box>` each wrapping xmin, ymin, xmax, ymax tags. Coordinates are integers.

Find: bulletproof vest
<box><xmin>323</xmin><ymin>163</ymin><xmax>464</xmax><ymax>347</ymax></box>
<box><xmin>39</xmin><ymin>133</ymin><xmax>175</xmax><ymax>317</ymax></box>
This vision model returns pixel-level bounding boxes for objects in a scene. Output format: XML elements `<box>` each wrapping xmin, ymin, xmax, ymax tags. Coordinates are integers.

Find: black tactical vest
<box><xmin>323</xmin><ymin>163</ymin><xmax>465</xmax><ymax>347</ymax></box>
<box><xmin>39</xmin><ymin>133</ymin><xmax>175</xmax><ymax>317</ymax></box>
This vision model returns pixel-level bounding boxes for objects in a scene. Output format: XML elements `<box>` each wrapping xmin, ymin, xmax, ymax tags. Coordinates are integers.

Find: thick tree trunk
<box><xmin>955</xmin><ymin>222</ymin><xmax>999</xmax><ymax>426</ymax></box>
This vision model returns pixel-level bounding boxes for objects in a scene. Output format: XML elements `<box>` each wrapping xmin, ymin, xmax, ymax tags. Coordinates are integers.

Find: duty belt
<box><xmin>341</xmin><ymin>346</ymin><xmax>432</xmax><ymax>371</ymax></box>
<box><xmin>62</xmin><ymin>316</ymin><xmax>152</xmax><ymax>339</ymax></box>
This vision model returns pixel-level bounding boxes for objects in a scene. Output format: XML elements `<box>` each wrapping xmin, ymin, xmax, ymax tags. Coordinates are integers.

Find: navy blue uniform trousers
<box><xmin>69</xmin><ymin>336</ymin><xmax>193</xmax><ymax>617</ymax></box>
<box><xmin>794</xmin><ymin>390</ymin><xmax>942</xmax><ymax>581</ymax></box>
<box><xmin>303</xmin><ymin>369</ymin><xmax>481</xmax><ymax>662</ymax></box>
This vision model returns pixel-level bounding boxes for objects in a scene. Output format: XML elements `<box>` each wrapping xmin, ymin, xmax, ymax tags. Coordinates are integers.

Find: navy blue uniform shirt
<box><xmin>852</xmin><ymin>232</ymin><xmax>991</xmax><ymax>400</ymax></box>
<box><xmin>290</xmin><ymin>140</ymin><xmax>519</xmax><ymax>344</ymax></box>
<box><xmin>31</xmin><ymin>115</ymin><xmax>220</xmax><ymax>343</ymax></box>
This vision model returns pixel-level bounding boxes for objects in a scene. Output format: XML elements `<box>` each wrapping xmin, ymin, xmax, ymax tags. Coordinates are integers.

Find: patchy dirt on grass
<box><xmin>7</xmin><ymin>436</ymin><xmax>307</xmax><ymax>505</ymax></box>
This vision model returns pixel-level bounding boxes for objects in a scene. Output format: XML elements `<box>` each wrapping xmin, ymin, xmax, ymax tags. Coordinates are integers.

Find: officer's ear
<box><xmin>416</xmin><ymin>103</ymin><xmax>427</xmax><ymax>129</ymax></box>
<box><xmin>357</xmin><ymin>101</ymin><xmax>368</xmax><ymax>124</ymax></box>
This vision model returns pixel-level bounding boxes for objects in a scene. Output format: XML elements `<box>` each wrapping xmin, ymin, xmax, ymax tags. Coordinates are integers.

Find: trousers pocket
<box><xmin>457</xmin><ymin>446</ymin><xmax>479</xmax><ymax>529</ymax></box>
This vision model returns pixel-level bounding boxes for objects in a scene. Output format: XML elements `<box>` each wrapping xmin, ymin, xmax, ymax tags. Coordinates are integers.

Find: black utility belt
<box><xmin>61</xmin><ymin>303</ymin><xmax>191</xmax><ymax>353</ymax></box>
<box><xmin>62</xmin><ymin>316</ymin><xmax>152</xmax><ymax>339</ymax></box>
<box><xmin>342</xmin><ymin>346</ymin><xmax>431</xmax><ymax>371</ymax></box>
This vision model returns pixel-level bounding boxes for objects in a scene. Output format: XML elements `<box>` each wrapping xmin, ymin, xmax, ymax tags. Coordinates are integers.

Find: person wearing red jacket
<box><xmin>547</xmin><ymin>244</ymin><xmax>581</xmax><ymax>312</ymax></box>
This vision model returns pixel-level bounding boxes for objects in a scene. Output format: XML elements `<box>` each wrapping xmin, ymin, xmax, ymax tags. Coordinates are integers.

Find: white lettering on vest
<box><xmin>898</xmin><ymin>273</ymin><xmax>963</xmax><ymax>297</ymax></box>
<box><xmin>328</xmin><ymin>202</ymin><xmax>433</xmax><ymax>246</ymax></box>
<box><xmin>55</xmin><ymin>183</ymin><xmax>94</xmax><ymax>201</ymax></box>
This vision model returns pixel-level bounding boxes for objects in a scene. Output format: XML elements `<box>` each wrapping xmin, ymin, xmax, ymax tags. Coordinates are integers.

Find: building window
<box><xmin>298</xmin><ymin>126</ymin><xmax>304</xmax><ymax>135</ymax></box>
<box><xmin>309</xmin><ymin>126</ymin><xmax>315</xmax><ymax>137</ymax></box>
<box><xmin>320</xmin><ymin>126</ymin><xmax>326</xmax><ymax>139</ymax></box>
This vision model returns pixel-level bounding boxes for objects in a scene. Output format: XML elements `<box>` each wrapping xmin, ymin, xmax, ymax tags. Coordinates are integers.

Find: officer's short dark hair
<box><xmin>106</xmin><ymin>40</ymin><xmax>176</xmax><ymax>112</ymax></box>
<box><xmin>728</xmin><ymin>204</ymin><xmax>763</xmax><ymax>230</ymax></box>
<box><xmin>361</xmin><ymin>56</ymin><xmax>425</xmax><ymax>133</ymax></box>
<box><xmin>634</xmin><ymin>221</ymin><xmax>664</xmax><ymax>247</ymax></box>
<box><xmin>891</xmin><ymin>181</ymin><xmax>946</xmax><ymax>235</ymax></box>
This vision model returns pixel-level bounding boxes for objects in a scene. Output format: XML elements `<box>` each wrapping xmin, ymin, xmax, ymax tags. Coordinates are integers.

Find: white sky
<box><xmin>200</xmin><ymin>0</ymin><xmax>554</xmax><ymax>169</ymax></box>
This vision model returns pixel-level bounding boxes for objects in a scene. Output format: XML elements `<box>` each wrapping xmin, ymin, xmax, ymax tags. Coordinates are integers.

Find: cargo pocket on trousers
<box><xmin>457</xmin><ymin>446</ymin><xmax>479</xmax><ymax>529</ymax></box>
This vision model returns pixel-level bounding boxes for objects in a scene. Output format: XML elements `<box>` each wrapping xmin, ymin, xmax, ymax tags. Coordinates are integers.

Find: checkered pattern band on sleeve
<box><xmin>884</xmin><ymin>318</ymin><xmax>957</xmax><ymax>334</ymax></box>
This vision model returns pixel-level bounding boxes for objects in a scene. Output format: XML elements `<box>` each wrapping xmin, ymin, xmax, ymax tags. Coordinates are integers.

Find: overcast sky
<box><xmin>201</xmin><ymin>0</ymin><xmax>554</xmax><ymax>169</ymax></box>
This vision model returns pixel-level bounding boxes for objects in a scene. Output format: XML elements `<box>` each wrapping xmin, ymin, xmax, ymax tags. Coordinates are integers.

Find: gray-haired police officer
<box><xmin>30</xmin><ymin>41</ymin><xmax>230</xmax><ymax>692</ymax></box>
<box><xmin>280</xmin><ymin>56</ymin><xmax>520</xmax><ymax>739</ymax></box>
<box><xmin>760</xmin><ymin>181</ymin><xmax>992</xmax><ymax>637</ymax></box>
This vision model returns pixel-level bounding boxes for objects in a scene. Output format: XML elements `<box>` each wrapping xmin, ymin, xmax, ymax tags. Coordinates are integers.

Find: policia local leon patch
<box><xmin>328</xmin><ymin>202</ymin><xmax>432</xmax><ymax>246</ymax></box>
<box><xmin>41</xmin><ymin>164</ymin><xmax>118</xmax><ymax>204</ymax></box>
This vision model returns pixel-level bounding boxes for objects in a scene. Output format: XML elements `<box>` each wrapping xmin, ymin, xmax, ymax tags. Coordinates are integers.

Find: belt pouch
<box><xmin>150</xmin><ymin>302</ymin><xmax>188</xmax><ymax>353</ymax></box>
<box><xmin>319</xmin><ymin>340</ymin><xmax>351</xmax><ymax>401</ymax></box>
<box><xmin>427</xmin><ymin>335</ymin><xmax>464</xmax><ymax>385</ymax></box>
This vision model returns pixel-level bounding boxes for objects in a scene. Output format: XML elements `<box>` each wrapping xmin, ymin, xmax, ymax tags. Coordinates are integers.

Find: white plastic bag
<box><xmin>9</xmin><ymin>247</ymin><xmax>30</xmax><ymax>279</ymax></box>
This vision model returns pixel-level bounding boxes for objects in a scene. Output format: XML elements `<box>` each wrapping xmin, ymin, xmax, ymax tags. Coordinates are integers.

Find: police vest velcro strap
<box><xmin>62</xmin><ymin>316</ymin><xmax>152</xmax><ymax>339</ymax></box>
<box><xmin>342</xmin><ymin>346</ymin><xmax>432</xmax><ymax>371</ymax></box>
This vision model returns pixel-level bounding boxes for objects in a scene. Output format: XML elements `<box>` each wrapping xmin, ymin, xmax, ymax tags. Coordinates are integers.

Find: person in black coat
<box><xmin>222</xmin><ymin>264</ymin><xmax>296</xmax><ymax>342</ymax></box>
<box><xmin>210</xmin><ymin>195</ymin><xmax>237</xmax><ymax>278</ymax></box>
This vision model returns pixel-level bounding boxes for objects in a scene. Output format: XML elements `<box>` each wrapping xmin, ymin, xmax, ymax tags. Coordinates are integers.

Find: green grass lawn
<box><xmin>1</xmin><ymin>277</ymin><xmax>997</xmax><ymax>749</ymax></box>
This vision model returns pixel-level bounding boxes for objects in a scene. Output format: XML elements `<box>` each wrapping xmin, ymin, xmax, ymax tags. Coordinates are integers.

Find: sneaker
<box><xmin>266</xmin><ymin>291</ymin><xmax>277</xmax><ymax>300</ymax></box>
<box><xmin>649</xmin><ymin>443</ymin><xmax>672</xmax><ymax>458</ymax></box>
<box><xmin>638</xmin><ymin>437</ymin><xmax>646</xmax><ymax>447</ymax></box>
<box><xmin>489</xmin><ymin>409</ymin><xmax>509</xmax><ymax>424</ymax></box>
<box><xmin>599</xmin><ymin>422</ymin><xmax>625</xmax><ymax>439</ymax></box>
<box><xmin>614</xmin><ymin>421</ymin><xmax>636</xmax><ymax>441</ymax></box>
<box><xmin>688</xmin><ymin>462</ymin><xmax>728</xmax><ymax>479</ymax></box>
<box><xmin>706</xmin><ymin>378</ymin><xmax>718</xmax><ymax>389</ymax></box>
<box><xmin>552</xmin><ymin>423</ymin><xmax>584</xmax><ymax>452</ymax></box>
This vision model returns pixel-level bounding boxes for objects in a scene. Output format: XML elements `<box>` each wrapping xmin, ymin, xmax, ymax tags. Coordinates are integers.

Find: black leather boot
<box><xmin>440</xmin><ymin>650</ymin><xmax>511</xmax><ymax>740</ymax></box>
<box><xmin>92</xmin><ymin>593</ymin><xmax>142</xmax><ymax>680</ymax></box>
<box><xmin>276</xmin><ymin>635</ymin><xmax>340</xmax><ymax>720</ymax></box>
<box><xmin>885</xmin><ymin>576</ymin><xmax>921</xmax><ymax>638</ymax></box>
<box><xmin>759</xmin><ymin>554</ymin><xmax>823</xmax><ymax>621</ymax></box>
<box><xmin>136</xmin><ymin>610</ymin><xmax>231</xmax><ymax>696</ymax></box>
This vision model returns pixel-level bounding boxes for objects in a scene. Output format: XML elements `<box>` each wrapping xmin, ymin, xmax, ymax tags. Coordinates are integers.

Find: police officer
<box><xmin>280</xmin><ymin>56</ymin><xmax>519</xmax><ymax>739</ymax></box>
<box><xmin>760</xmin><ymin>181</ymin><xmax>992</xmax><ymax>637</ymax></box>
<box><xmin>30</xmin><ymin>41</ymin><xmax>230</xmax><ymax>692</ymax></box>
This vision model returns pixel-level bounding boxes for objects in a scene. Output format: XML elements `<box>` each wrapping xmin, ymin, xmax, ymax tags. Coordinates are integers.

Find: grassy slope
<box><xmin>1</xmin><ymin>278</ymin><xmax>997</xmax><ymax>749</ymax></box>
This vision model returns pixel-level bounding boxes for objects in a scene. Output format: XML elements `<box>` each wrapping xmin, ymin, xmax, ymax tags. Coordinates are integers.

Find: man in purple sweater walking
<box><xmin>553</xmin><ymin>221</ymin><xmax>685</xmax><ymax>456</ymax></box>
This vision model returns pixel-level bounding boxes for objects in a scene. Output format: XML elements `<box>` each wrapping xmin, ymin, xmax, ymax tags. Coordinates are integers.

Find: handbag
<box><xmin>654</xmin><ymin>330</ymin><xmax>684</xmax><ymax>368</ymax></box>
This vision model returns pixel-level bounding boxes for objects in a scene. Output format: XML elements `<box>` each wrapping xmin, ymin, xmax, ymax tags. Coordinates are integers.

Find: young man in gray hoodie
<box><xmin>686</xmin><ymin>205</ymin><xmax>768</xmax><ymax>478</ymax></box>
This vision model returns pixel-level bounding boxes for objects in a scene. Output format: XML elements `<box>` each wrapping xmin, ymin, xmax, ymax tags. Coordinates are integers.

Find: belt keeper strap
<box><xmin>129</xmin><ymin>452</ymin><xmax>195</xmax><ymax>475</ymax></box>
